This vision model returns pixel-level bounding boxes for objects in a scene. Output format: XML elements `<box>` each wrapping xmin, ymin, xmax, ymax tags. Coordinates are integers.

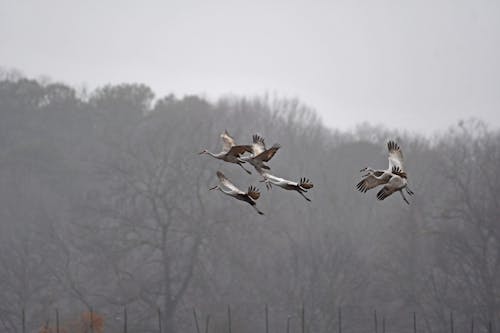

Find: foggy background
<box><xmin>1</xmin><ymin>0</ymin><xmax>500</xmax><ymax>332</ymax></box>
<box><xmin>1</xmin><ymin>0</ymin><xmax>500</xmax><ymax>134</ymax></box>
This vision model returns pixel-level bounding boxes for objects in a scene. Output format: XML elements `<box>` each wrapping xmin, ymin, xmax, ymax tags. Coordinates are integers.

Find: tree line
<box><xmin>0</xmin><ymin>71</ymin><xmax>498</xmax><ymax>332</ymax></box>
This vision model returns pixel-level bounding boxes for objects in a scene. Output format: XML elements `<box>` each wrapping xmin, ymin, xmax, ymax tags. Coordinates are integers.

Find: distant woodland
<box><xmin>0</xmin><ymin>70</ymin><xmax>499</xmax><ymax>332</ymax></box>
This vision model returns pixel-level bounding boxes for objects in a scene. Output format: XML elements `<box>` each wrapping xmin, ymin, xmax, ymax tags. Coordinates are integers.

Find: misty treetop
<box><xmin>0</xmin><ymin>74</ymin><xmax>499</xmax><ymax>333</ymax></box>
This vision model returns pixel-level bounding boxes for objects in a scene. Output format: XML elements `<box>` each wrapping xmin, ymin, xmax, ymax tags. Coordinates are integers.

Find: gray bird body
<box><xmin>356</xmin><ymin>141</ymin><xmax>414</xmax><ymax>204</ymax></box>
<box><xmin>240</xmin><ymin>134</ymin><xmax>280</xmax><ymax>171</ymax></box>
<box><xmin>257</xmin><ymin>168</ymin><xmax>313</xmax><ymax>202</ymax></box>
<box><xmin>200</xmin><ymin>130</ymin><xmax>253</xmax><ymax>174</ymax></box>
<box><xmin>210</xmin><ymin>171</ymin><xmax>264</xmax><ymax>215</ymax></box>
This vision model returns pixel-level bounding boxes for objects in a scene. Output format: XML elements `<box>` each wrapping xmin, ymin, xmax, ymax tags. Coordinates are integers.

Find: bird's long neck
<box><xmin>206</xmin><ymin>150</ymin><xmax>221</xmax><ymax>158</ymax></box>
<box><xmin>364</xmin><ymin>167</ymin><xmax>378</xmax><ymax>174</ymax></box>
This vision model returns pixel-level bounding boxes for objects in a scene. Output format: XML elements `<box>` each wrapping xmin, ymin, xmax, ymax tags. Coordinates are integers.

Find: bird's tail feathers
<box><xmin>247</xmin><ymin>186</ymin><xmax>261</xmax><ymax>200</ymax></box>
<box><xmin>299</xmin><ymin>177</ymin><xmax>314</xmax><ymax>190</ymax></box>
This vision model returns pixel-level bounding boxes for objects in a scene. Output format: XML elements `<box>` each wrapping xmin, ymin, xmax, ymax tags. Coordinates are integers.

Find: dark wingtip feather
<box><xmin>388</xmin><ymin>140</ymin><xmax>400</xmax><ymax>152</ymax></box>
<box><xmin>253</xmin><ymin>134</ymin><xmax>265</xmax><ymax>144</ymax></box>
<box><xmin>391</xmin><ymin>166</ymin><xmax>401</xmax><ymax>173</ymax></box>
<box><xmin>299</xmin><ymin>177</ymin><xmax>314</xmax><ymax>189</ymax></box>
<box><xmin>376</xmin><ymin>190</ymin><xmax>386</xmax><ymax>200</ymax></box>
<box><xmin>355</xmin><ymin>180</ymin><xmax>366</xmax><ymax>193</ymax></box>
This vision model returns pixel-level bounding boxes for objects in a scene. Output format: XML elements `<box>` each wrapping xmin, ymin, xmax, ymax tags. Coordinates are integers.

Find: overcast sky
<box><xmin>1</xmin><ymin>0</ymin><xmax>499</xmax><ymax>135</ymax></box>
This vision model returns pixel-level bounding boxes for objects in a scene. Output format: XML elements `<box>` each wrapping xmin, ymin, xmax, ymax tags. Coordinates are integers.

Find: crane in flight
<box><xmin>240</xmin><ymin>134</ymin><xmax>281</xmax><ymax>171</ymax></box>
<box><xmin>356</xmin><ymin>140</ymin><xmax>414</xmax><ymax>204</ymax></box>
<box><xmin>209</xmin><ymin>171</ymin><xmax>265</xmax><ymax>215</ymax></box>
<box><xmin>199</xmin><ymin>130</ymin><xmax>253</xmax><ymax>174</ymax></box>
<box><xmin>257</xmin><ymin>167</ymin><xmax>314</xmax><ymax>202</ymax></box>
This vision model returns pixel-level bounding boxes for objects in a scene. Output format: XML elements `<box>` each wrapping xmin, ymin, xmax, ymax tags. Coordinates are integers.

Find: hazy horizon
<box><xmin>1</xmin><ymin>0</ymin><xmax>499</xmax><ymax>135</ymax></box>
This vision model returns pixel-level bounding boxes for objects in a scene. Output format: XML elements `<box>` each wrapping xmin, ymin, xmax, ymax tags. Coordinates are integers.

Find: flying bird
<box><xmin>240</xmin><ymin>134</ymin><xmax>281</xmax><ymax>171</ymax></box>
<box><xmin>209</xmin><ymin>171</ymin><xmax>264</xmax><ymax>215</ymax></box>
<box><xmin>199</xmin><ymin>130</ymin><xmax>253</xmax><ymax>174</ymax></box>
<box><xmin>356</xmin><ymin>140</ymin><xmax>414</xmax><ymax>204</ymax></box>
<box><xmin>258</xmin><ymin>169</ymin><xmax>314</xmax><ymax>202</ymax></box>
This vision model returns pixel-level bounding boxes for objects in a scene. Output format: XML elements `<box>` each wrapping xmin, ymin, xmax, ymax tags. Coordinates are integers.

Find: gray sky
<box><xmin>1</xmin><ymin>0</ymin><xmax>499</xmax><ymax>135</ymax></box>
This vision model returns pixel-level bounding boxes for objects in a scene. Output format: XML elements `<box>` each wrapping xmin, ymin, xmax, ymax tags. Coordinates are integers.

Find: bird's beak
<box><xmin>208</xmin><ymin>185</ymin><xmax>218</xmax><ymax>191</ymax></box>
<box><xmin>360</xmin><ymin>167</ymin><xmax>367</xmax><ymax>172</ymax></box>
<box><xmin>198</xmin><ymin>150</ymin><xmax>205</xmax><ymax>155</ymax></box>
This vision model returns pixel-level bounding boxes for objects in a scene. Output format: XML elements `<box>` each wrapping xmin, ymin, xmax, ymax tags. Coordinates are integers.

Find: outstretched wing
<box><xmin>216</xmin><ymin>171</ymin><xmax>244</xmax><ymax>194</ymax></box>
<box><xmin>356</xmin><ymin>174</ymin><xmax>388</xmax><ymax>193</ymax></box>
<box><xmin>255</xmin><ymin>144</ymin><xmax>281</xmax><ymax>162</ymax></box>
<box><xmin>227</xmin><ymin>144</ymin><xmax>253</xmax><ymax>157</ymax></box>
<box><xmin>252</xmin><ymin>134</ymin><xmax>266</xmax><ymax>155</ymax></box>
<box><xmin>387</xmin><ymin>140</ymin><xmax>404</xmax><ymax>171</ymax></box>
<box><xmin>221</xmin><ymin>130</ymin><xmax>236</xmax><ymax>152</ymax></box>
<box><xmin>376</xmin><ymin>184</ymin><xmax>398</xmax><ymax>201</ymax></box>
<box><xmin>246</xmin><ymin>186</ymin><xmax>261</xmax><ymax>200</ymax></box>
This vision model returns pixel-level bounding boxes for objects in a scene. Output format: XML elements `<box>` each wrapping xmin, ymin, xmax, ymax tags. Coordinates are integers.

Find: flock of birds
<box><xmin>200</xmin><ymin>130</ymin><xmax>413</xmax><ymax>215</ymax></box>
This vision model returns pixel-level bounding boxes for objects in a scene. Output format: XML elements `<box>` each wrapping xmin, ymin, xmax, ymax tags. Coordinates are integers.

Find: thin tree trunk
<box><xmin>227</xmin><ymin>305</ymin><xmax>232</xmax><ymax>333</ymax></box>
<box><xmin>123</xmin><ymin>306</ymin><xmax>127</xmax><ymax>333</ymax></box>
<box><xmin>338</xmin><ymin>307</ymin><xmax>342</xmax><ymax>333</ymax></box>
<box><xmin>413</xmin><ymin>312</ymin><xmax>416</xmax><ymax>333</ymax></box>
<box><xmin>205</xmin><ymin>315</ymin><xmax>210</xmax><ymax>333</ymax></box>
<box><xmin>158</xmin><ymin>308</ymin><xmax>162</xmax><ymax>333</ymax></box>
<box><xmin>22</xmin><ymin>308</ymin><xmax>25</xmax><ymax>333</ymax></box>
<box><xmin>265</xmin><ymin>304</ymin><xmax>269</xmax><ymax>333</ymax></box>
<box><xmin>193</xmin><ymin>308</ymin><xmax>200</xmax><ymax>333</ymax></box>
<box><xmin>301</xmin><ymin>304</ymin><xmax>305</xmax><ymax>333</ymax></box>
<box><xmin>90</xmin><ymin>308</ymin><xmax>94</xmax><ymax>333</ymax></box>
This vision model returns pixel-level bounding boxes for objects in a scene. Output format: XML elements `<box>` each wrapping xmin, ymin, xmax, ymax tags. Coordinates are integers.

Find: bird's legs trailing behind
<box><xmin>399</xmin><ymin>190</ymin><xmax>410</xmax><ymax>205</ymax></box>
<box><xmin>237</xmin><ymin>159</ymin><xmax>252</xmax><ymax>174</ymax></box>
<box><xmin>259</xmin><ymin>178</ymin><xmax>272</xmax><ymax>190</ymax></box>
<box><xmin>252</xmin><ymin>204</ymin><xmax>264</xmax><ymax>215</ymax></box>
<box><xmin>297</xmin><ymin>190</ymin><xmax>311</xmax><ymax>202</ymax></box>
<box><xmin>406</xmin><ymin>185</ymin><xmax>414</xmax><ymax>196</ymax></box>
